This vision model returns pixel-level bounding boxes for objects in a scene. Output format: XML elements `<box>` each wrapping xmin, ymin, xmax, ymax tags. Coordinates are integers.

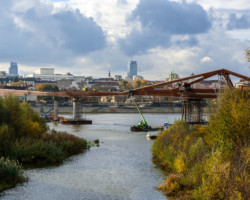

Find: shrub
<box><xmin>153</xmin><ymin>89</ymin><xmax>249</xmax><ymax>200</ymax></box>
<box><xmin>0</xmin><ymin>96</ymin><xmax>48</xmax><ymax>140</ymax></box>
<box><xmin>9</xmin><ymin>138</ymin><xmax>65</xmax><ymax>165</ymax></box>
<box><xmin>42</xmin><ymin>131</ymin><xmax>89</xmax><ymax>156</ymax></box>
<box><xmin>174</xmin><ymin>153</ymin><xmax>187</xmax><ymax>174</ymax></box>
<box><xmin>193</xmin><ymin>151</ymin><xmax>232</xmax><ymax>200</ymax></box>
<box><xmin>157</xmin><ymin>173</ymin><xmax>182</xmax><ymax>196</ymax></box>
<box><xmin>0</xmin><ymin>157</ymin><xmax>25</xmax><ymax>191</ymax></box>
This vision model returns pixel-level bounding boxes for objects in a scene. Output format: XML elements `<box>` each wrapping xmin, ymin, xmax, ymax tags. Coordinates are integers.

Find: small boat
<box><xmin>60</xmin><ymin>117</ymin><xmax>92</xmax><ymax>125</ymax></box>
<box><xmin>146</xmin><ymin>132</ymin><xmax>158</xmax><ymax>139</ymax></box>
<box><xmin>130</xmin><ymin>125</ymin><xmax>163</xmax><ymax>132</ymax></box>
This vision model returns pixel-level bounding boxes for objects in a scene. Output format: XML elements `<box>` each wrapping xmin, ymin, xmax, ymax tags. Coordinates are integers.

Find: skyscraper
<box><xmin>9</xmin><ymin>62</ymin><xmax>18</xmax><ymax>76</ymax></box>
<box><xmin>127</xmin><ymin>61</ymin><xmax>137</xmax><ymax>77</ymax></box>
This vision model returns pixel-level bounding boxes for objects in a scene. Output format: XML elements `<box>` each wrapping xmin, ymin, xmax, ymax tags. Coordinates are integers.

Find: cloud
<box><xmin>130</xmin><ymin>0</ymin><xmax>211</xmax><ymax>35</ymax></box>
<box><xmin>1</xmin><ymin>0</ymin><xmax>250</xmax><ymax>80</ymax></box>
<box><xmin>227</xmin><ymin>13</ymin><xmax>250</xmax><ymax>30</ymax></box>
<box><xmin>119</xmin><ymin>0</ymin><xmax>211</xmax><ymax>55</ymax></box>
<box><xmin>174</xmin><ymin>35</ymin><xmax>199</xmax><ymax>47</ymax></box>
<box><xmin>117</xmin><ymin>0</ymin><xmax>128</xmax><ymax>6</ymax></box>
<box><xmin>119</xmin><ymin>29</ymin><xmax>171</xmax><ymax>56</ymax></box>
<box><xmin>200</xmin><ymin>56</ymin><xmax>213</xmax><ymax>63</ymax></box>
<box><xmin>0</xmin><ymin>0</ymin><xmax>106</xmax><ymax>65</ymax></box>
<box><xmin>193</xmin><ymin>0</ymin><xmax>250</xmax><ymax>10</ymax></box>
<box><xmin>52</xmin><ymin>10</ymin><xmax>106</xmax><ymax>54</ymax></box>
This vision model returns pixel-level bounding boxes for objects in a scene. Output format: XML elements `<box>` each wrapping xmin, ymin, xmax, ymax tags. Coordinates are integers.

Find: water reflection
<box><xmin>1</xmin><ymin>113</ymin><xmax>180</xmax><ymax>200</ymax></box>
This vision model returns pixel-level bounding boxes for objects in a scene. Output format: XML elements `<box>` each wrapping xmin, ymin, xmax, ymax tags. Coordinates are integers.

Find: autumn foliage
<box><xmin>152</xmin><ymin>88</ymin><xmax>249</xmax><ymax>200</ymax></box>
<box><xmin>0</xmin><ymin>96</ymin><xmax>89</xmax><ymax>191</ymax></box>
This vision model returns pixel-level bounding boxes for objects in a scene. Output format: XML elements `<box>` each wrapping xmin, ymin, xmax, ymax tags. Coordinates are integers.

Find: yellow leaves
<box><xmin>25</xmin><ymin>120</ymin><xmax>44</xmax><ymax>138</ymax></box>
<box><xmin>174</xmin><ymin>153</ymin><xmax>187</xmax><ymax>174</ymax></box>
<box><xmin>35</xmin><ymin>84</ymin><xmax>44</xmax><ymax>91</ymax></box>
<box><xmin>207</xmin><ymin>88</ymin><xmax>250</xmax><ymax>149</ymax></box>
<box><xmin>132</xmin><ymin>79</ymin><xmax>147</xmax><ymax>88</ymax></box>
<box><xmin>153</xmin><ymin>89</ymin><xmax>249</xmax><ymax>199</ymax></box>
<box><xmin>197</xmin><ymin>151</ymin><xmax>231</xmax><ymax>199</ymax></box>
<box><xmin>191</xmin><ymin>125</ymin><xmax>206</xmax><ymax>138</ymax></box>
<box><xmin>157</xmin><ymin>173</ymin><xmax>182</xmax><ymax>196</ymax></box>
<box><xmin>119</xmin><ymin>80</ymin><xmax>131</xmax><ymax>90</ymax></box>
<box><xmin>0</xmin><ymin>125</ymin><xmax>9</xmax><ymax>137</ymax></box>
<box><xmin>9</xmin><ymin>80</ymin><xmax>25</xmax><ymax>87</ymax></box>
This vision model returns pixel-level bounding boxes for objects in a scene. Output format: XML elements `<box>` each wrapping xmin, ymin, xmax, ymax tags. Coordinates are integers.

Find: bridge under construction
<box><xmin>0</xmin><ymin>69</ymin><xmax>249</xmax><ymax>124</ymax></box>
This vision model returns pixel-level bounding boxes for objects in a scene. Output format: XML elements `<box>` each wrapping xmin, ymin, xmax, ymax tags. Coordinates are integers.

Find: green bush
<box><xmin>0</xmin><ymin>157</ymin><xmax>25</xmax><ymax>191</ymax></box>
<box><xmin>0</xmin><ymin>96</ymin><xmax>48</xmax><ymax>139</ymax></box>
<box><xmin>0</xmin><ymin>96</ymin><xmax>90</xmax><ymax>192</ymax></box>
<box><xmin>41</xmin><ymin>131</ymin><xmax>89</xmax><ymax>156</ymax></box>
<box><xmin>9</xmin><ymin>138</ymin><xmax>65</xmax><ymax>165</ymax></box>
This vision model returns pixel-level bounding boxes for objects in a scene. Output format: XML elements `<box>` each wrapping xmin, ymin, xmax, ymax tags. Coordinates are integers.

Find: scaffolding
<box><xmin>182</xmin><ymin>98</ymin><xmax>207</xmax><ymax>125</ymax></box>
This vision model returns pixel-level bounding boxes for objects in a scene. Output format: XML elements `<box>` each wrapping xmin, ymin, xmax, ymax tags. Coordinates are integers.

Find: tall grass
<box><xmin>6</xmin><ymin>132</ymin><xmax>89</xmax><ymax>166</ymax></box>
<box><xmin>0</xmin><ymin>157</ymin><xmax>26</xmax><ymax>191</ymax></box>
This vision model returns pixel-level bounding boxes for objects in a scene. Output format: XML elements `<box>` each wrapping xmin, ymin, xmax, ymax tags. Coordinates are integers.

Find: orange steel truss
<box><xmin>0</xmin><ymin>69</ymin><xmax>249</xmax><ymax>98</ymax></box>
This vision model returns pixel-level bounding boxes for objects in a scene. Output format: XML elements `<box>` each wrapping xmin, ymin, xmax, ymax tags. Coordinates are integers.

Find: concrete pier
<box><xmin>54</xmin><ymin>100</ymin><xmax>58</xmax><ymax>121</ymax></box>
<box><xmin>73</xmin><ymin>98</ymin><xmax>81</xmax><ymax>120</ymax></box>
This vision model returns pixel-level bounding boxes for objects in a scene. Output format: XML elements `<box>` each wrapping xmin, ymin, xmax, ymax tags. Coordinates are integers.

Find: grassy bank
<box><xmin>0</xmin><ymin>96</ymin><xmax>89</xmax><ymax>191</ymax></box>
<box><xmin>0</xmin><ymin>157</ymin><xmax>26</xmax><ymax>192</ymax></box>
<box><xmin>152</xmin><ymin>88</ymin><xmax>249</xmax><ymax>200</ymax></box>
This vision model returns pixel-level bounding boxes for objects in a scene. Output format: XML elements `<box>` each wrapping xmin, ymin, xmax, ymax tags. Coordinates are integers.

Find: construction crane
<box><xmin>131</xmin><ymin>97</ymin><xmax>149</xmax><ymax>129</ymax></box>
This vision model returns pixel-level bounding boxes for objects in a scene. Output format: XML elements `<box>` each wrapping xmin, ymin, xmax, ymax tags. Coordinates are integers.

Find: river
<box><xmin>0</xmin><ymin>113</ymin><xmax>181</xmax><ymax>200</ymax></box>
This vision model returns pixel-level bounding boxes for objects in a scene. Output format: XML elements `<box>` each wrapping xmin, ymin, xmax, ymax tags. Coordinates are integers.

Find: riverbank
<box><xmin>0</xmin><ymin>158</ymin><xmax>26</xmax><ymax>192</ymax></box>
<box><xmin>0</xmin><ymin>96</ymin><xmax>89</xmax><ymax>192</ymax></box>
<box><xmin>152</xmin><ymin>88</ymin><xmax>249</xmax><ymax>200</ymax></box>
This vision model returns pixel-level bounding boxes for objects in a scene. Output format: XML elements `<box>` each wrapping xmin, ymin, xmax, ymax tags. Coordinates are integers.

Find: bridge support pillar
<box><xmin>182</xmin><ymin>98</ymin><xmax>206</xmax><ymax>125</ymax></box>
<box><xmin>54</xmin><ymin>100</ymin><xmax>58</xmax><ymax>121</ymax></box>
<box><xmin>40</xmin><ymin>105</ymin><xmax>44</xmax><ymax>114</ymax></box>
<box><xmin>73</xmin><ymin>98</ymin><xmax>81</xmax><ymax>121</ymax></box>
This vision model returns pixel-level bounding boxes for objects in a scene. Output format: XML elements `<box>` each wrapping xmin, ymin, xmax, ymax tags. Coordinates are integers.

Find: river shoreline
<box><xmin>1</xmin><ymin>113</ymin><xmax>181</xmax><ymax>200</ymax></box>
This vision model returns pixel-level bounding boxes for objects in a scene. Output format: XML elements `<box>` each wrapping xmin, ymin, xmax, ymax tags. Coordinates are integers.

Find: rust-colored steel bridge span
<box><xmin>0</xmin><ymin>68</ymin><xmax>248</xmax><ymax>98</ymax></box>
<box><xmin>0</xmin><ymin>69</ymin><xmax>249</xmax><ymax>124</ymax></box>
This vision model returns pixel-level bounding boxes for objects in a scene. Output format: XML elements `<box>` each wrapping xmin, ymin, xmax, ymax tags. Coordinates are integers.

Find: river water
<box><xmin>0</xmin><ymin>113</ymin><xmax>181</xmax><ymax>200</ymax></box>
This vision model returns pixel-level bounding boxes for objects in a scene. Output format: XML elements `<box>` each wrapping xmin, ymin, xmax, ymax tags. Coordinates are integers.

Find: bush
<box><xmin>41</xmin><ymin>131</ymin><xmax>89</xmax><ymax>156</ymax></box>
<box><xmin>9</xmin><ymin>138</ymin><xmax>65</xmax><ymax>165</ymax></box>
<box><xmin>157</xmin><ymin>173</ymin><xmax>182</xmax><ymax>196</ymax></box>
<box><xmin>0</xmin><ymin>96</ymin><xmax>48</xmax><ymax>140</ymax></box>
<box><xmin>0</xmin><ymin>96</ymin><xmax>90</xmax><ymax>192</ymax></box>
<box><xmin>0</xmin><ymin>157</ymin><xmax>25</xmax><ymax>191</ymax></box>
<box><xmin>152</xmin><ymin>88</ymin><xmax>250</xmax><ymax>200</ymax></box>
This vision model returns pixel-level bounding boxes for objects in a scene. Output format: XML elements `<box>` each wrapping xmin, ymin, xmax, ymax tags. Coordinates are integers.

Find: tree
<box><xmin>0</xmin><ymin>96</ymin><xmax>47</xmax><ymax>139</ymax></box>
<box><xmin>119</xmin><ymin>80</ymin><xmax>132</xmax><ymax>91</ymax></box>
<box><xmin>35</xmin><ymin>84</ymin><xmax>59</xmax><ymax>101</ymax></box>
<box><xmin>10</xmin><ymin>80</ymin><xmax>26</xmax><ymax>87</ymax></box>
<box><xmin>132</xmin><ymin>79</ymin><xmax>147</xmax><ymax>88</ymax></box>
<box><xmin>206</xmin><ymin>88</ymin><xmax>250</xmax><ymax>150</ymax></box>
<box><xmin>13</xmin><ymin>76</ymin><xmax>19</xmax><ymax>82</ymax></box>
<box><xmin>35</xmin><ymin>84</ymin><xmax>59</xmax><ymax>92</ymax></box>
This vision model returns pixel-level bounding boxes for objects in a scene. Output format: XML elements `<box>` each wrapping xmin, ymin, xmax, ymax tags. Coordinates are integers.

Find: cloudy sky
<box><xmin>0</xmin><ymin>0</ymin><xmax>249</xmax><ymax>80</ymax></box>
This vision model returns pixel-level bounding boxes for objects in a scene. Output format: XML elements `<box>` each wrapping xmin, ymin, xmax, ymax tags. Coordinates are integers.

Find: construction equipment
<box><xmin>130</xmin><ymin>96</ymin><xmax>162</xmax><ymax>132</ymax></box>
<box><xmin>41</xmin><ymin>107</ymin><xmax>54</xmax><ymax>121</ymax></box>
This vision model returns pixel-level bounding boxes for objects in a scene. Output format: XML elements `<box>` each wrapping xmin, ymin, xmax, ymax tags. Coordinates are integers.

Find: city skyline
<box><xmin>0</xmin><ymin>0</ymin><xmax>249</xmax><ymax>80</ymax></box>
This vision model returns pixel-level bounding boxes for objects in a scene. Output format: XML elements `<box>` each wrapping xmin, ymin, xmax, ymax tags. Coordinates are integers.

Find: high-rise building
<box><xmin>9</xmin><ymin>62</ymin><xmax>18</xmax><ymax>76</ymax></box>
<box><xmin>127</xmin><ymin>61</ymin><xmax>137</xmax><ymax>77</ymax></box>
